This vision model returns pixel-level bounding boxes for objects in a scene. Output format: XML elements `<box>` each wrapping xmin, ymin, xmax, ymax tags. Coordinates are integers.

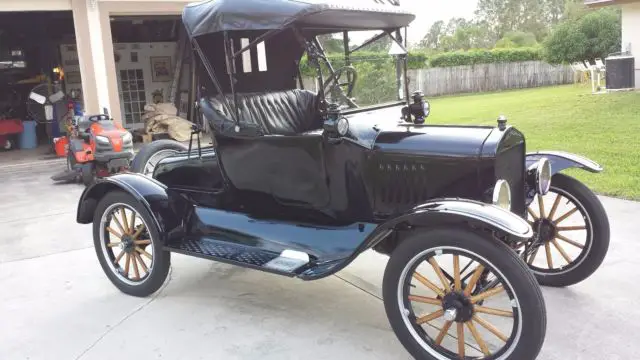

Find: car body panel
<box><xmin>526</xmin><ymin>150</ymin><xmax>603</xmax><ymax>174</ymax></box>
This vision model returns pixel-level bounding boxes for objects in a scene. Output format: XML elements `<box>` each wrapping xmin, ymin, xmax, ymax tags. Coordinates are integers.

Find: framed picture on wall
<box><xmin>150</xmin><ymin>56</ymin><xmax>172</xmax><ymax>82</ymax></box>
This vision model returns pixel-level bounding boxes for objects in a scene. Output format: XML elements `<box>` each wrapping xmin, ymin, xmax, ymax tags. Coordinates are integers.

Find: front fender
<box><xmin>365</xmin><ymin>198</ymin><xmax>533</xmax><ymax>252</ymax></box>
<box><xmin>76</xmin><ymin>172</ymin><xmax>184</xmax><ymax>235</ymax></box>
<box><xmin>526</xmin><ymin>150</ymin><xmax>603</xmax><ymax>175</ymax></box>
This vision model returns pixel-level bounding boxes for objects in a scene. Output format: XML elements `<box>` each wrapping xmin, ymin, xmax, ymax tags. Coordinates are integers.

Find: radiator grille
<box><xmin>495</xmin><ymin>142</ymin><xmax>526</xmax><ymax>215</ymax></box>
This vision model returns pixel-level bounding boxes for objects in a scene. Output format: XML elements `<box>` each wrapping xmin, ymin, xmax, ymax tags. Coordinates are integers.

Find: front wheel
<box><xmin>92</xmin><ymin>190</ymin><xmax>170</xmax><ymax>297</ymax></box>
<box><xmin>524</xmin><ymin>173</ymin><xmax>610</xmax><ymax>287</ymax></box>
<box><xmin>383</xmin><ymin>228</ymin><xmax>546</xmax><ymax>360</ymax></box>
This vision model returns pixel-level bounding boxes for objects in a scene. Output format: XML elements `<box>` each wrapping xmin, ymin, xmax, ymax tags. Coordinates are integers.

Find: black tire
<box><xmin>383</xmin><ymin>228</ymin><xmax>546</xmax><ymax>360</ymax></box>
<box><xmin>529</xmin><ymin>173</ymin><xmax>610</xmax><ymax>287</ymax></box>
<box><xmin>130</xmin><ymin>139</ymin><xmax>188</xmax><ymax>176</ymax></box>
<box><xmin>92</xmin><ymin>190</ymin><xmax>170</xmax><ymax>297</ymax></box>
<box><xmin>81</xmin><ymin>163</ymin><xmax>95</xmax><ymax>186</ymax></box>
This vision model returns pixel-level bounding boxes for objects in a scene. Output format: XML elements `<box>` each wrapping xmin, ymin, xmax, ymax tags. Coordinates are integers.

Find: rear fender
<box><xmin>369</xmin><ymin>198</ymin><xmax>533</xmax><ymax>254</ymax></box>
<box><xmin>526</xmin><ymin>151</ymin><xmax>603</xmax><ymax>175</ymax></box>
<box><xmin>76</xmin><ymin>173</ymin><xmax>186</xmax><ymax>237</ymax></box>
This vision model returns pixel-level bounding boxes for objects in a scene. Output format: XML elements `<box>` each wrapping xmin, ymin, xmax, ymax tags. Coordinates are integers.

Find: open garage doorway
<box><xmin>0</xmin><ymin>10</ymin><xmax>82</xmax><ymax>156</ymax></box>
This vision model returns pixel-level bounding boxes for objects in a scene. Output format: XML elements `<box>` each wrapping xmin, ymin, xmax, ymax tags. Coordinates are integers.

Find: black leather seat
<box><xmin>200</xmin><ymin>89</ymin><xmax>321</xmax><ymax>136</ymax></box>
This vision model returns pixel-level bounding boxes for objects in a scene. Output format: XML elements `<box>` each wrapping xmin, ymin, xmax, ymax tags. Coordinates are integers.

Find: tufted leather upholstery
<box><xmin>200</xmin><ymin>89</ymin><xmax>321</xmax><ymax>136</ymax></box>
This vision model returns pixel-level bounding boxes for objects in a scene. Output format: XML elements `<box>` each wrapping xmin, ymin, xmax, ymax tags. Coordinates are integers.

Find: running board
<box><xmin>165</xmin><ymin>238</ymin><xmax>311</xmax><ymax>276</ymax></box>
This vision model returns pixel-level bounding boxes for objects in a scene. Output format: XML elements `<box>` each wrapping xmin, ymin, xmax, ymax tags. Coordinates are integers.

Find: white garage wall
<box><xmin>621</xmin><ymin>2</ymin><xmax>640</xmax><ymax>88</ymax></box>
<box><xmin>60</xmin><ymin>41</ymin><xmax>177</xmax><ymax>129</ymax></box>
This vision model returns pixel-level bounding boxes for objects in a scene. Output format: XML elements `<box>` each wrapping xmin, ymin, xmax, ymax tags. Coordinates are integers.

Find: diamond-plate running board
<box><xmin>165</xmin><ymin>238</ymin><xmax>297</xmax><ymax>276</ymax></box>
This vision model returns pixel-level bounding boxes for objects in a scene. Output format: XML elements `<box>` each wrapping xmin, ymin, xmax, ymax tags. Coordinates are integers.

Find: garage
<box><xmin>0</xmin><ymin>10</ymin><xmax>80</xmax><ymax>152</ymax></box>
<box><xmin>0</xmin><ymin>0</ymin><xmax>195</xmax><ymax>159</ymax></box>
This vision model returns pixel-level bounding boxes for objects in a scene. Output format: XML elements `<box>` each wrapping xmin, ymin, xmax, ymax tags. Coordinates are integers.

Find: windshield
<box><xmin>299</xmin><ymin>30</ymin><xmax>407</xmax><ymax>110</ymax></box>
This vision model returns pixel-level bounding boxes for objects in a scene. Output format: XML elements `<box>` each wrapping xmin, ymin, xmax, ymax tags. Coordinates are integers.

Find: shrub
<box><xmin>428</xmin><ymin>47</ymin><xmax>542</xmax><ymax>67</ymax></box>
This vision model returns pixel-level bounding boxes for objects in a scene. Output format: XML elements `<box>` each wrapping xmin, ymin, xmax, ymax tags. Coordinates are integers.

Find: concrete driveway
<box><xmin>1</xmin><ymin>158</ymin><xmax>638</xmax><ymax>360</ymax></box>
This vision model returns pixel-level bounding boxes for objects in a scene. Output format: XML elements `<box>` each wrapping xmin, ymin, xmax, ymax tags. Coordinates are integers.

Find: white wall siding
<box><xmin>621</xmin><ymin>2</ymin><xmax>640</xmax><ymax>88</ymax></box>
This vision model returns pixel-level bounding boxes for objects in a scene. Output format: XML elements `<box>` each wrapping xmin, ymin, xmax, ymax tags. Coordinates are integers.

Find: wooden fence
<box><xmin>407</xmin><ymin>61</ymin><xmax>574</xmax><ymax>97</ymax></box>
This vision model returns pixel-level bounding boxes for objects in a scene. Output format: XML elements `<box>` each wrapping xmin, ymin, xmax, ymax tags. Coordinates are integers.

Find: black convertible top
<box><xmin>182</xmin><ymin>0</ymin><xmax>416</xmax><ymax>38</ymax></box>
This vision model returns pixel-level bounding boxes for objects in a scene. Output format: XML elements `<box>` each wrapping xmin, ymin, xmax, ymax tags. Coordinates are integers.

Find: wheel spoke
<box><xmin>416</xmin><ymin>309</ymin><xmax>444</xmax><ymax>325</ymax></box>
<box><xmin>547</xmin><ymin>193</ymin><xmax>562</xmax><ymax>220</ymax></box>
<box><xmin>113</xmin><ymin>249</ymin><xmax>126</xmax><ymax>264</ymax></box>
<box><xmin>129</xmin><ymin>211</ymin><xmax>137</xmax><ymax>234</ymax></box>
<box><xmin>428</xmin><ymin>258</ymin><xmax>451</xmax><ymax>292</ymax></box>
<box><xmin>537</xmin><ymin>194</ymin><xmax>546</xmax><ymax>218</ymax></box>
<box><xmin>434</xmin><ymin>321</ymin><xmax>452</xmax><ymax>345</ymax></box>
<box><xmin>453</xmin><ymin>255</ymin><xmax>462</xmax><ymax>291</ymax></box>
<box><xmin>551</xmin><ymin>239</ymin><xmax>573</xmax><ymax>263</ymax></box>
<box><xmin>556</xmin><ymin>233</ymin><xmax>585</xmax><ymax>249</ymax></box>
<box><xmin>120</xmin><ymin>208</ymin><xmax>130</xmax><ymax>234</ymax></box>
<box><xmin>408</xmin><ymin>295</ymin><xmax>441</xmax><ymax>305</ymax></box>
<box><xmin>464</xmin><ymin>265</ymin><xmax>485</xmax><ymax>296</ymax></box>
<box><xmin>134</xmin><ymin>239</ymin><xmax>152</xmax><ymax>245</ymax></box>
<box><xmin>123</xmin><ymin>254</ymin><xmax>131</xmax><ymax>277</ymax></box>
<box><xmin>466</xmin><ymin>320</ymin><xmax>491</xmax><ymax>356</ymax></box>
<box><xmin>456</xmin><ymin>322</ymin><xmax>465</xmax><ymax>358</ymax></box>
<box><xmin>131</xmin><ymin>253</ymin><xmax>140</xmax><ymax>280</ymax></box>
<box><xmin>412</xmin><ymin>272</ymin><xmax>445</xmax><ymax>297</ymax></box>
<box><xmin>107</xmin><ymin>242</ymin><xmax>122</xmax><ymax>248</ymax></box>
<box><xmin>106</xmin><ymin>227</ymin><xmax>122</xmax><ymax>239</ymax></box>
<box><xmin>557</xmin><ymin>225</ymin><xmax>586</xmax><ymax>231</ymax></box>
<box><xmin>136</xmin><ymin>247</ymin><xmax>153</xmax><ymax>261</ymax></box>
<box><xmin>553</xmin><ymin>207</ymin><xmax>578</xmax><ymax>225</ymax></box>
<box><xmin>134</xmin><ymin>252</ymin><xmax>148</xmax><ymax>273</ymax></box>
<box><xmin>111</xmin><ymin>213</ymin><xmax>126</xmax><ymax>235</ymax></box>
<box><xmin>545</xmin><ymin>242</ymin><xmax>553</xmax><ymax>269</ymax></box>
<box><xmin>132</xmin><ymin>224</ymin><xmax>146</xmax><ymax>240</ymax></box>
<box><xmin>474</xmin><ymin>305</ymin><xmax>513</xmax><ymax>318</ymax></box>
<box><xmin>473</xmin><ymin>314</ymin><xmax>509</xmax><ymax>342</ymax></box>
<box><xmin>527</xmin><ymin>207</ymin><xmax>538</xmax><ymax>220</ymax></box>
<box><xmin>470</xmin><ymin>285</ymin><xmax>504</xmax><ymax>303</ymax></box>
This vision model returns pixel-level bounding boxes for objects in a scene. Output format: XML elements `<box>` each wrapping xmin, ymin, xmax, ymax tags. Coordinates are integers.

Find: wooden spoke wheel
<box><xmin>92</xmin><ymin>190</ymin><xmax>170</xmax><ymax>297</ymax></box>
<box><xmin>383</xmin><ymin>229</ymin><xmax>546</xmax><ymax>360</ymax></box>
<box><xmin>524</xmin><ymin>174</ymin><xmax>610</xmax><ymax>287</ymax></box>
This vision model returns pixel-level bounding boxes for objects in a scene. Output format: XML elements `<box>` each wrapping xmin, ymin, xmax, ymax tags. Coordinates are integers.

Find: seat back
<box><xmin>200</xmin><ymin>89</ymin><xmax>321</xmax><ymax>136</ymax></box>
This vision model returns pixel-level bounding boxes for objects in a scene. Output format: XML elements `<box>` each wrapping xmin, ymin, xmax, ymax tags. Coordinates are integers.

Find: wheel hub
<box><xmin>533</xmin><ymin>218</ymin><xmax>557</xmax><ymax>243</ymax></box>
<box><xmin>120</xmin><ymin>234</ymin><xmax>135</xmax><ymax>253</ymax></box>
<box><xmin>441</xmin><ymin>291</ymin><xmax>474</xmax><ymax>323</ymax></box>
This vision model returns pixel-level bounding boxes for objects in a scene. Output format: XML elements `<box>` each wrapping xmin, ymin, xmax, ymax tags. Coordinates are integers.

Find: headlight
<box><xmin>492</xmin><ymin>179</ymin><xmax>511</xmax><ymax>210</ymax></box>
<box><xmin>95</xmin><ymin>135</ymin><xmax>110</xmax><ymax>144</ymax></box>
<box><xmin>536</xmin><ymin>158</ymin><xmax>552</xmax><ymax>195</ymax></box>
<box><xmin>422</xmin><ymin>100</ymin><xmax>430</xmax><ymax>118</ymax></box>
<box><xmin>122</xmin><ymin>132</ymin><xmax>133</xmax><ymax>143</ymax></box>
<box><xmin>337</xmin><ymin>117</ymin><xmax>349</xmax><ymax>136</ymax></box>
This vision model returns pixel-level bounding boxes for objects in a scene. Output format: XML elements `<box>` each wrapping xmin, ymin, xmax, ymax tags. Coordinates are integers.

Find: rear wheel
<box><xmin>524</xmin><ymin>173</ymin><xmax>610</xmax><ymax>287</ymax></box>
<box><xmin>130</xmin><ymin>139</ymin><xmax>188</xmax><ymax>176</ymax></box>
<box><xmin>383</xmin><ymin>228</ymin><xmax>546</xmax><ymax>360</ymax></box>
<box><xmin>92</xmin><ymin>190</ymin><xmax>170</xmax><ymax>297</ymax></box>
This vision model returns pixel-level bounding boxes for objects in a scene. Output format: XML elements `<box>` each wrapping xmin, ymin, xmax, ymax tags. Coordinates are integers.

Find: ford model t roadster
<box><xmin>76</xmin><ymin>0</ymin><xmax>610</xmax><ymax>358</ymax></box>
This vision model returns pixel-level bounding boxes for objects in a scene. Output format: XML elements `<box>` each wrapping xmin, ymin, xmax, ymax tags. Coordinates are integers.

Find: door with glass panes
<box><xmin>117</xmin><ymin>69</ymin><xmax>147</xmax><ymax>130</ymax></box>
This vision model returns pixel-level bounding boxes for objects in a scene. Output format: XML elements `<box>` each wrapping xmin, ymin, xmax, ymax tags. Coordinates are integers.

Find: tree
<box><xmin>317</xmin><ymin>34</ymin><xmax>344</xmax><ymax>53</ymax></box>
<box><xmin>421</xmin><ymin>20</ymin><xmax>445</xmax><ymax>49</ymax></box>
<box><xmin>543</xmin><ymin>7</ymin><xmax>621</xmax><ymax>64</ymax></box>
<box><xmin>495</xmin><ymin>31</ymin><xmax>539</xmax><ymax>48</ymax></box>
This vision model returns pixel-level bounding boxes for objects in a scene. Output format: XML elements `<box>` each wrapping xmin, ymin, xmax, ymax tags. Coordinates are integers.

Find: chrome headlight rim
<box><xmin>536</xmin><ymin>158</ymin><xmax>552</xmax><ymax>195</ymax></box>
<box><xmin>95</xmin><ymin>135</ymin><xmax>110</xmax><ymax>145</ymax></box>
<box><xmin>492</xmin><ymin>179</ymin><xmax>512</xmax><ymax>211</ymax></box>
<box><xmin>337</xmin><ymin>117</ymin><xmax>349</xmax><ymax>136</ymax></box>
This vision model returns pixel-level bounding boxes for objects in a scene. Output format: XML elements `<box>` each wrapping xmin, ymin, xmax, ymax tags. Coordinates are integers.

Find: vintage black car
<box><xmin>76</xmin><ymin>0</ymin><xmax>610</xmax><ymax>358</ymax></box>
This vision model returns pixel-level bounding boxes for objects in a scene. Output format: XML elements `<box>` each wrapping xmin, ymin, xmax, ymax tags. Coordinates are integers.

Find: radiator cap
<box><xmin>497</xmin><ymin>115</ymin><xmax>507</xmax><ymax>131</ymax></box>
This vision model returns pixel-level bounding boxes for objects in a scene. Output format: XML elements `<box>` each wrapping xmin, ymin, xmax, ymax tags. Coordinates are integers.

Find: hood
<box><xmin>345</xmin><ymin>105</ymin><xmax>495</xmax><ymax>159</ymax></box>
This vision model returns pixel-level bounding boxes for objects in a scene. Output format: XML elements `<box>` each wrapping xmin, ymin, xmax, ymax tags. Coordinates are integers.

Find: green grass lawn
<box><xmin>426</xmin><ymin>84</ymin><xmax>640</xmax><ymax>200</ymax></box>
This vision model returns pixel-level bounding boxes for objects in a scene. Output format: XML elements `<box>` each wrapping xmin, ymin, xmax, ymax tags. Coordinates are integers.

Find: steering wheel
<box><xmin>323</xmin><ymin>66</ymin><xmax>358</xmax><ymax>107</ymax></box>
